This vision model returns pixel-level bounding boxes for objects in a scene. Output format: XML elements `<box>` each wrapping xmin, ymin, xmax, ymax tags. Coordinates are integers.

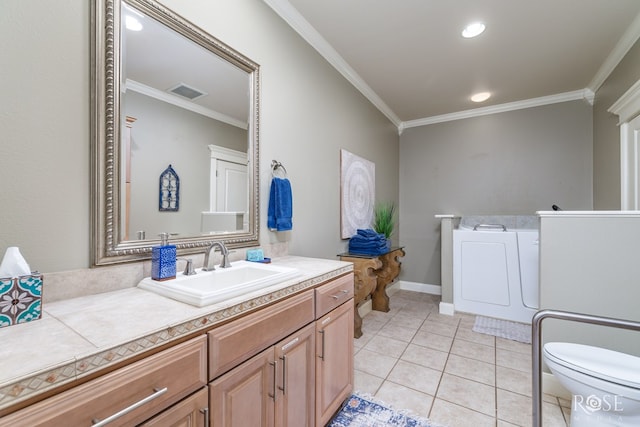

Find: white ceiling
<box><xmin>264</xmin><ymin>0</ymin><xmax>640</xmax><ymax>129</ymax></box>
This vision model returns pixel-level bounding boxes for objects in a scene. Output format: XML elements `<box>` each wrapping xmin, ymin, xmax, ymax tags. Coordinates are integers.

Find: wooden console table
<box><xmin>338</xmin><ymin>247</ymin><xmax>405</xmax><ymax>338</ymax></box>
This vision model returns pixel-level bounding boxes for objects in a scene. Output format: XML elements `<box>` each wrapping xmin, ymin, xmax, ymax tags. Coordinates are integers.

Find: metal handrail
<box><xmin>532</xmin><ymin>309</ymin><xmax>640</xmax><ymax>427</ymax></box>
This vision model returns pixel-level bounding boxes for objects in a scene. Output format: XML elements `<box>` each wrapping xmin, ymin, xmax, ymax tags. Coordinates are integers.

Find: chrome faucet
<box><xmin>202</xmin><ymin>242</ymin><xmax>231</xmax><ymax>271</ymax></box>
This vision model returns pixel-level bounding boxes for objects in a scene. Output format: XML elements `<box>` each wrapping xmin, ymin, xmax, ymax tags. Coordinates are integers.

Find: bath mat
<box><xmin>327</xmin><ymin>392</ymin><xmax>441</xmax><ymax>427</ymax></box>
<box><xmin>472</xmin><ymin>316</ymin><xmax>531</xmax><ymax>343</ymax></box>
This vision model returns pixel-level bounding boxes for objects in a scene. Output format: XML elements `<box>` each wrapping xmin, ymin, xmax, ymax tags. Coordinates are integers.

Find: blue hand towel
<box><xmin>268</xmin><ymin>177</ymin><xmax>293</xmax><ymax>231</ymax></box>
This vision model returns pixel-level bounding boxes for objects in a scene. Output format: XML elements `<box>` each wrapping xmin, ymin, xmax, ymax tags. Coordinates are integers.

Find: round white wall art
<box><xmin>340</xmin><ymin>149</ymin><xmax>375</xmax><ymax>239</ymax></box>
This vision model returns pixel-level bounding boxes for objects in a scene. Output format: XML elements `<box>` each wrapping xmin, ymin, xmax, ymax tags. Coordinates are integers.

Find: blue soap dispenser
<box><xmin>152</xmin><ymin>232</ymin><xmax>176</xmax><ymax>281</ymax></box>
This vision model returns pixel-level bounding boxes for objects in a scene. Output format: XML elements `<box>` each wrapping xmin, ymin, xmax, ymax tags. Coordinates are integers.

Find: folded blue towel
<box><xmin>268</xmin><ymin>177</ymin><xmax>293</xmax><ymax>231</ymax></box>
<box><xmin>349</xmin><ymin>228</ymin><xmax>388</xmax><ymax>255</ymax></box>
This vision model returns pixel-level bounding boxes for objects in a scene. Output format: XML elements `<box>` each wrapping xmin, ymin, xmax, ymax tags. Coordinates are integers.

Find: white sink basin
<box><xmin>138</xmin><ymin>260</ymin><xmax>300</xmax><ymax>307</ymax></box>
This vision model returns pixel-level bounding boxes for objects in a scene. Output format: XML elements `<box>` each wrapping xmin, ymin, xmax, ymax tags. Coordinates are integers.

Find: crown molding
<box><xmin>401</xmin><ymin>89</ymin><xmax>593</xmax><ymax>129</ymax></box>
<box><xmin>262</xmin><ymin>0</ymin><xmax>402</xmax><ymax>128</ymax></box>
<box><xmin>264</xmin><ymin>1</ymin><xmax>639</xmax><ymax>133</ymax></box>
<box><xmin>588</xmin><ymin>12</ymin><xmax>640</xmax><ymax>93</ymax></box>
<box><xmin>608</xmin><ymin>78</ymin><xmax>640</xmax><ymax>124</ymax></box>
<box><xmin>125</xmin><ymin>79</ymin><xmax>248</xmax><ymax>129</ymax></box>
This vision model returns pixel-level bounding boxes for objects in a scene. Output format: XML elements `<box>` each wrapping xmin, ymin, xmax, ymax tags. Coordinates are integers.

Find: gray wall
<box><xmin>593</xmin><ymin>39</ymin><xmax>640</xmax><ymax>209</ymax></box>
<box><xmin>0</xmin><ymin>0</ymin><xmax>398</xmax><ymax>273</ymax></box>
<box><xmin>399</xmin><ymin>101</ymin><xmax>593</xmax><ymax>286</ymax></box>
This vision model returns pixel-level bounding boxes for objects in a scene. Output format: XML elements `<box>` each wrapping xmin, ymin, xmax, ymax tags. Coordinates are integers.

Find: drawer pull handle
<box><xmin>331</xmin><ymin>290</ymin><xmax>349</xmax><ymax>300</ymax></box>
<box><xmin>200</xmin><ymin>407</ymin><xmax>209</xmax><ymax>426</ymax></box>
<box><xmin>91</xmin><ymin>387</ymin><xmax>168</xmax><ymax>426</ymax></box>
<box><xmin>268</xmin><ymin>361</ymin><xmax>277</xmax><ymax>401</ymax></box>
<box><xmin>318</xmin><ymin>330</ymin><xmax>325</xmax><ymax>361</ymax></box>
<box><xmin>279</xmin><ymin>355</ymin><xmax>286</xmax><ymax>394</ymax></box>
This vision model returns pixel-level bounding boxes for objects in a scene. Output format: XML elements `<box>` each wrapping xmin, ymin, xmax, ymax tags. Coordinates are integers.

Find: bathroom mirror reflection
<box><xmin>92</xmin><ymin>0</ymin><xmax>260</xmax><ymax>265</ymax></box>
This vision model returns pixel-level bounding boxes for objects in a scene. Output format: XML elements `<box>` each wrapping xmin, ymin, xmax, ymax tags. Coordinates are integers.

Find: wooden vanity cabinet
<box><xmin>210</xmin><ymin>323</ymin><xmax>315</xmax><ymax>427</ymax></box>
<box><xmin>208</xmin><ymin>290</ymin><xmax>316</xmax><ymax>427</ymax></box>
<box><xmin>314</xmin><ymin>275</ymin><xmax>354</xmax><ymax>427</ymax></box>
<box><xmin>140</xmin><ymin>387</ymin><xmax>209</xmax><ymax>427</ymax></box>
<box><xmin>0</xmin><ymin>335</ymin><xmax>208</xmax><ymax>427</ymax></box>
<box><xmin>208</xmin><ymin>273</ymin><xmax>355</xmax><ymax>427</ymax></box>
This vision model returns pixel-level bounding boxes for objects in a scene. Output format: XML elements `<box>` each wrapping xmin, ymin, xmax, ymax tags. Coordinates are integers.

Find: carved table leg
<box><xmin>372</xmin><ymin>248</ymin><xmax>406</xmax><ymax>312</ymax></box>
<box><xmin>340</xmin><ymin>256</ymin><xmax>382</xmax><ymax>338</ymax></box>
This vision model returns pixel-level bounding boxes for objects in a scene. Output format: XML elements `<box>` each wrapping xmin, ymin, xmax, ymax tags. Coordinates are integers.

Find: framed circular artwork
<box><xmin>340</xmin><ymin>149</ymin><xmax>375</xmax><ymax>239</ymax></box>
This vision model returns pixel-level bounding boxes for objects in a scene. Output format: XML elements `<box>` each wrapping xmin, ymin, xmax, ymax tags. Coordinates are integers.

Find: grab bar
<box><xmin>473</xmin><ymin>223</ymin><xmax>507</xmax><ymax>231</ymax></box>
<box><xmin>532</xmin><ymin>309</ymin><xmax>640</xmax><ymax>427</ymax></box>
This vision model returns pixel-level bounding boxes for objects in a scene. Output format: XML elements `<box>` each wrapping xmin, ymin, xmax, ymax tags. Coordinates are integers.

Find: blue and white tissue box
<box><xmin>246</xmin><ymin>248</ymin><xmax>264</xmax><ymax>262</ymax></box>
<box><xmin>0</xmin><ymin>273</ymin><xmax>43</xmax><ymax>328</ymax></box>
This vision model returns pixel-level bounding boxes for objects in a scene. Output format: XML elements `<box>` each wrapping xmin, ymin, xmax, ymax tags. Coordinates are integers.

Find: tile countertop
<box><xmin>0</xmin><ymin>256</ymin><xmax>353</xmax><ymax>411</ymax></box>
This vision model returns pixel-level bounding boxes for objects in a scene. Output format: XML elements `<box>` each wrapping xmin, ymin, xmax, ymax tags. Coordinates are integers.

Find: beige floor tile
<box><xmin>412</xmin><ymin>329</ymin><xmax>454</xmax><ymax>352</ymax></box>
<box><xmin>497</xmin><ymin>421</ymin><xmax>519</xmax><ymax>426</ymax></box>
<box><xmin>401</xmin><ymin>343</ymin><xmax>448</xmax><ymax>371</ymax></box>
<box><xmin>420</xmin><ymin>319</ymin><xmax>458</xmax><ymax>337</ymax></box>
<box><xmin>436</xmin><ymin>373</ymin><xmax>496</xmax><ymax>417</ymax></box>
<box><xmin>496</xmin><ymin>336</ymin><xmax>531</xmax><ymax>355</ymax></box>
<box><xmin>354</xmin><ymin>348</ymin><xmax>397</xmax><ymax>378</ymax></box>
<box><xmin>377</xmin><ymin>322</ymin><xmax>419</xmax><ymax>342</ymax></box>
<box><xmin>445</xmin><ymin>353</ymin><xmax>495</xmax><ymax>386</ymax></box>
<box><xmin>455</xmin><ymin>327</ymin><xmax>496</xmax><ymax>347</ymax></box>
<box><xmin>451</xmin><ymin>338</ymin><xmax>495</xmax><ymax>364</ymax></box>
<box><xmin>429</xmin><ymin>398</ymin><xmax>496</xmax><ymax>427</ymax></box>
<box><xmin>386</xmin><ymin>360</ymin><xmax>442</xmax><ymax>395</ymax></box>
<box><xmin>354</xmin><ymin>369</ymin><xmax>384</xmax><ymax>395</ymax></box>
<box><xmin>388</xmin><ymin>312</ymin><xmax>425</xmax><ymax>330</ymax></box>
<box><xmin>375</xmin><ymin>380</ymin><xmax>434</xmax><ymax>419</ymax></box>
<box><xmin>361</xmin><ymin>317</ymin><xmax>388</xmax><ymax>335</ymax></box>
<box><xmin>497</xmin><ymin>389</ymin><xmax>567</xmax><ymax>427</ymax></box>
<box><xmin>363</xmin><ymin>334</ymin><xmax>409</xmax><ymax>358</ymax></box>
<box><xmin>496</xmin><ymin>365</ymin><xmax>531</xmax><ymax>396</ymax></box>
<box><xmin>496</xmin><ymin>347</ymin><xmax>531</xmax><ymax>372</ymax></box>
<box><xmin>427</xmin><ymin>311</ymin><xmax>462</xmax><ymax>326</ymax></box>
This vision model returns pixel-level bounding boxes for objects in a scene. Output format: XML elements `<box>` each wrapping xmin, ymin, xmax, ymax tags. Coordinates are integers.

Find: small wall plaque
<box><xmin>159</xmin><ymin>164</ymin><xmax>180</xmax><ymax>211</ymax></box>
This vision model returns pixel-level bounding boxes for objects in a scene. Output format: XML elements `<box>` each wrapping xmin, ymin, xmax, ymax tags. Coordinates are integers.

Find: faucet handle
<box><xmin>178</xmin><ymin>258</ymin><xmax>196</xmax><ymax>275</ymax></box>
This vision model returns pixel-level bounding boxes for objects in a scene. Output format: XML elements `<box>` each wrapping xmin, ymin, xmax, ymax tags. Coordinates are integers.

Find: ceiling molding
<box><xmin>588</xmin><ymin>11</ymin><xmax>640</xmax><ymax>93</ymax></box>
<box><xmin>262</xmin><ymin>0</ymin><xmax>402</xmax><ymax>128</ymax></box>
<box><xmin>402</xmin><ymin>89</ymin><xmax>593</xmax><ymax>129</ymax></box>
<box><xmin>608</xmin><ymin>78</ymin><xmax>640</xmax><ymax>124</ymax></box>
<box><xmin>125</xmin><ymin>79</ymin><xmax>248</xmax><ymax>129</ymax></box>
<box><xmin>264</xmin><ymin>1</ymin><xmax>639</xmax><ymax>134</ymax></box>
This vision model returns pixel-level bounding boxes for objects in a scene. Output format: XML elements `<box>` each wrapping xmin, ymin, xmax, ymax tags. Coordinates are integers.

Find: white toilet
<box><xmin>543</xmin><ymin>342</ymin><xmax>640</xmax><ymax>426</ymax></box>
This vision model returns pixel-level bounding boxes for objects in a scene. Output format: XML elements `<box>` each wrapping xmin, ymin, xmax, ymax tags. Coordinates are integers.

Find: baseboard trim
<box><xmin>439</xmin><ymin>302</ymin><xmax>455</xmax><ymax>316</ymax></box>
<box><xmin>397</xmin><ymin>280</ymin><xmax>442</xmax><ymax>295</ymax></box>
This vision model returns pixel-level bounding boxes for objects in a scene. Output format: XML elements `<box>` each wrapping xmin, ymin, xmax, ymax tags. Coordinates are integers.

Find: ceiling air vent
<box><xmin>167</xmin><ymin>83</ymin><xmax>207</xmax><ymax>100</ymax></box>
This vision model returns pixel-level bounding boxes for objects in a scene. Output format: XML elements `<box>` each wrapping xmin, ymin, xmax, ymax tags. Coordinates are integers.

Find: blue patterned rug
<box><xmin>327</xmin><ymin>393</ymin><xmax>440</xmax><ymax>427</ymax></box>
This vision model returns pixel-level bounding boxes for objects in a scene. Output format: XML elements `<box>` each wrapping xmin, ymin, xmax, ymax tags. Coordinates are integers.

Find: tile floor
<box><xmin>353</xmin><ymin>290</ymin><xmax>571</xmax><ymax>427</ymax></box>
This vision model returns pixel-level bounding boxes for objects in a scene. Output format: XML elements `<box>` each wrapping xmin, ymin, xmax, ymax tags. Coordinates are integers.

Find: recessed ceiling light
<box><xmin>462</xmin><ymin>22</ymin><xmax>485</xmax><ymax>38</ymax></box>
<box><xmin>471</xmin><ymin>92</ymin><xmax>491</xmax><ymax>103</ymax></box>
<box><xmin>125</xmin><ymin>15</ymin><xmax>143</xmax><ymax>31</ymax></box>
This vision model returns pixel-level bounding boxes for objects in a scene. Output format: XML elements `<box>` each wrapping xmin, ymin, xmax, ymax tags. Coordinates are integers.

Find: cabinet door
<box><xmin>275</xmin><ymin>323</ymin><xmax>315</xmax><ymax>427</ymax></box>
<box><xmin>140</xmin><ymin>387</ymin><xmax>208</xmax><ymax>427</ymax></box>
<box><xmin>315</xmin><ymin>299</ymin><xmax>354</xmax><ymax>427</ymax></box>
<box><xmin>210</xmin><ymin>347</ymin><xmax>275</xmax><ymax>427</ymax></box>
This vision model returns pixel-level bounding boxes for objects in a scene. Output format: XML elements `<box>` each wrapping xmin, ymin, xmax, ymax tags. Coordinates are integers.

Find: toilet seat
<box><xmin>544</xmin><ymin>342</ymin><xmax>640</xmax><ymax>389</ymax></box>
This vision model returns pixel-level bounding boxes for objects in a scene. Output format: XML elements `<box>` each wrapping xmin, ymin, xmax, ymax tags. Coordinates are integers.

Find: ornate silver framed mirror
<box><xmin>91</xmin><ymin>0</ymin><xmax>260</xmax><ymax>265</ymax></box>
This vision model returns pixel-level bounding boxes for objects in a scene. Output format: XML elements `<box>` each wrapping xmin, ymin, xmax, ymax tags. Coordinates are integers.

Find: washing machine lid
<box><xmin>544</xmin><ymin>342</ymin><xmax>640</xmax><ymax>388</ymax></box>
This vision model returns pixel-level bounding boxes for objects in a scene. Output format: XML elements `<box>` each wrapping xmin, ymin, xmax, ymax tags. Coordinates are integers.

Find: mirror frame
<box><xmin>91</xmin><ymin>0</ymin><xmax>260</xmax><ymax>265</ymax></box>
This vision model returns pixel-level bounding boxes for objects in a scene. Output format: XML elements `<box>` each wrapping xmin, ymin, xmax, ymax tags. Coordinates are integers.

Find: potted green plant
<box><xmin>373</xmin><ymin>202</ymin><xmax>396</xmax><ymax>249</ymax></box>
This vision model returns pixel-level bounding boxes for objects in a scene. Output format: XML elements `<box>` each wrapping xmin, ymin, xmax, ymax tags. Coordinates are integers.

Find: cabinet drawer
<box><xmin>0</xmin><ymin>335</ymin><xmax>208</xmax><ymax>427</ymax></box>
<box><xmin>315</xmin><ymin>273</ymin><xmax>354</xmax><ymax>318</ymax></box>
<box><xmin>208</xmin><ymin>290</ymin><xmax>314</xmax><ymax>380</ymax></box>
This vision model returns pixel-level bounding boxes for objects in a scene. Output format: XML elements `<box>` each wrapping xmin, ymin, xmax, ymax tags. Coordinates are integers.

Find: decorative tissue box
<box><xmin>0</xmin><ymin>273</ymin><xmax>42</xmax><ymax>328</ymax></box>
